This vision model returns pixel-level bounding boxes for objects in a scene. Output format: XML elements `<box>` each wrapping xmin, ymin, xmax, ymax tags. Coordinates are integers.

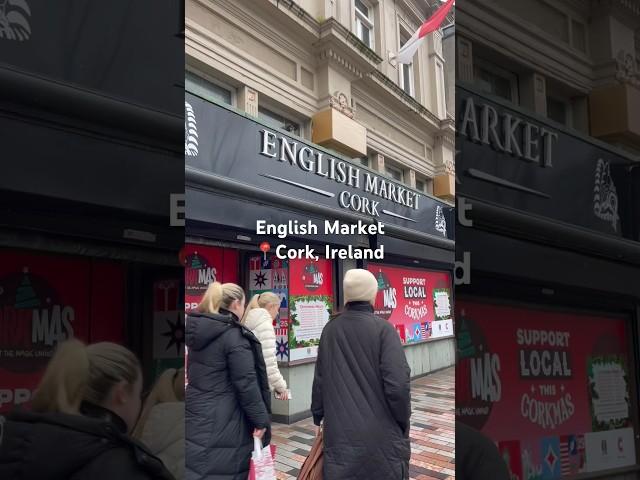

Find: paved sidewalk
<box><xmin>271</xmin><ymin>366</ymin><xmax>455</xmax><ymax>480</ymax></box>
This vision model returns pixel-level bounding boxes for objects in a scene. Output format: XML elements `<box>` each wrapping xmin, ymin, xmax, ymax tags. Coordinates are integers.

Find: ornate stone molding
<box><xmin>367</xmin><ymin>69</ymin><xmax>441</xmax><ymax>126</ymax></box>
<box><xmin>315</xmin><ymin>18</ymin><xmax>382</xmax><ymax>80</ymax></box>
<box><xmin>616</xmin><ymin>0</ymin><xmax>640</xmax><ymax>16</ymax></box>
<box><xmin>317</xmin><ymin>47</ymin><xmax>364</xmax><ymax>78</ymax></box>
<box><xmin>615</xmin><ymin>49</ymin><xmax>640</xmax><ymax>87</ymax></box>
<box><xmin>329</xmin><ymin>91</ymin><xmax>355</xmax><ymax>118</ymax></box>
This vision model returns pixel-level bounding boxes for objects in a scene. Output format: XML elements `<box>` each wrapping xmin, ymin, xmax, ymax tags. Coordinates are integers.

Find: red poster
<box><xmin>289</xmin><ymin>258</ymin><xmax>333</xmax><ymax>297</ymax></box>
<box><xmin>0</xmin><ymin>250</ymin><xmax>91</xmax><ymax>412</ymax></box>
<box><xmin>184</xmin><ymin>244</ymin><xmax>238</xmax><ymax>312</ymax></box>
<box><xmin>367</xmin><ymin>263</ymin><xmax>452</xmax><ymax>343</ymax></box>
<box><xmin>89</xmin><ymin>260</ymin><xmax>126</xmax><ymax>343</ymax></box>
<box><xmin>456</xmin><ymin>300</ymin><xmax>632</xmax><ymax>477</ymax></box>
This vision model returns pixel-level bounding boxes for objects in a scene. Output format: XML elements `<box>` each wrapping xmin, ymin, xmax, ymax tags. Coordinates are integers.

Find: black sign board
<box><xmin>457</xmin><ymin>85</ymin><xmax>633</xmax><ymax>237</ymax></box>
<box><xmin>185</xmin><ymin>92</ymin><xmax>454</xmax><ymax>241</ymax></box>
<box><xmin>0</xmin><ymin>0</ymin><xmax>183</xmax><ymax>115</ymax></box>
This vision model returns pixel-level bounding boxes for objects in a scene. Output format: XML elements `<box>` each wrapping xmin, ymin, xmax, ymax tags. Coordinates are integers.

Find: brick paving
<box><xmin>271</xmin><ymin>366</ymin><xmax>455</xmax><ymax>480</ymax></box>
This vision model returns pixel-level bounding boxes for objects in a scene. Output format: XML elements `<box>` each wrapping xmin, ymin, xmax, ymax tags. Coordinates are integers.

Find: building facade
<box><xmin>185</xmin><ymin>0</ymin><xmax>456</xmax><ymax>423</ymax></box>
<box><xmin>456</xmin><ymin>1</ymin><xmax>640</xmax><ymax>479</ymax></box>
<box><xmin>186</xmin><ymin>0</ymin><xmax>455</xmax><ymax>198</ymax></box>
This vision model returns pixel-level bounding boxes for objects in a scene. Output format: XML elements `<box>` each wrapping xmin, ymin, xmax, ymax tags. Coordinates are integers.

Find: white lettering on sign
<box><xmin>460</xmin><ymin>97</ymin><xmax>558</xmax><ymax>167</ymax></box>
<box><xmin>520</xmin><ymin>393</ymin><xmax>575</xmax><ymax>429</ymax></box>
<box><xmin>32</xmin><ymin>305</ymin><xmax>74</xmax><ymax>346</ymax></box>
<box><xmin>470</xmin><ymin>353</ymin><xmax>502</xmax><ymax>402</ymax></box>
<box><xmin>0</xmin><ymin>388</ymin><xmax>32</xmax><ymax>409</ymax></box>
<box><xmin>259</xmin><ymin>129</ymin><xmax>431</xmax><ymax>223</ymax></box>
<box><xmin>383</xmin><ymin>288</ymin><xmax>397</xmax><ymax>309</ymax></box>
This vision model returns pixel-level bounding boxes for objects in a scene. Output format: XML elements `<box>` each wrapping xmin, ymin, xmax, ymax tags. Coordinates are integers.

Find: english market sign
<box><xmin>456</xmin><ymin>85</ymin><xmax>630</xmax><ymax>236</ymax></box>
<box><xmin>185</xmin><ymin>92</ymin><xmax>454</xmax><ymax>240</ymax></box>
<box><xmin>460</xmin><ymin>96</ymin><xmax>558</xmax><ymax>168</ymax></box>
<box><xmin>258</xmin><ymin>130</ymin><xmax>422</xmax><ymax>216</ymax></box>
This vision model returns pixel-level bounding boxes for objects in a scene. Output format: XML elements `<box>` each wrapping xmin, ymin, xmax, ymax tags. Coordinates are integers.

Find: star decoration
<box><xmin>254</xmin><ymin>271</ymin><xmax>267</xmax><ymax>288</ymax></box>
<box><xmin>275</xmin><ymin>339</ymin><xmax>289</xmax><ymax>361</ymax></box>
<box><xmin>161</xmin><ymin>316</ymin><xmax>185</xmax><ymax>355</ymax></box>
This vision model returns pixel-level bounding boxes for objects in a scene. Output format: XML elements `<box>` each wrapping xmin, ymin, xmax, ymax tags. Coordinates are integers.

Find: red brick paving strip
<box><xmin>271</xmin><ymin>366</ymin><xmax>455</xmax><ymax>480</ymax></box>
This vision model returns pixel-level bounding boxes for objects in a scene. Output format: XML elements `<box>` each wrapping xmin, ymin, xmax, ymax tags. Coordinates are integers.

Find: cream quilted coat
<box><xmin>243</xmin><ymin>308</ymin><xmax>288</xmax><ymax>393</ymax></box>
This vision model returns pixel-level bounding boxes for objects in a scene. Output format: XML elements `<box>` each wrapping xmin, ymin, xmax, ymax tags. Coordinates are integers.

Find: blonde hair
<box><xmin>197</xmin><ymin>281</ymin><xmax>245</xmax><ymax>314</ymax></box>
<box><xmin>31</xmin><ymin>339</ymin><xmax>140</xmax><ymax>415</ymax></box>
<box><xmin>241</xmin><ymin>292</ymin><xmax>280</xmax><ymax>324</ymax></box>
<box><xmin>132</xmin><ymin>367</ymin><xmax>184</xmax><ymax>439</ymax></box>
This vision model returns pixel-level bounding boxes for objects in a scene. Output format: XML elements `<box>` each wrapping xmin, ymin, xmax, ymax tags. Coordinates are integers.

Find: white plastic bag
<box><xmin>249</xmin><ymin>436</ymin><xmax>276</xmax><ymax>480</ymax></box>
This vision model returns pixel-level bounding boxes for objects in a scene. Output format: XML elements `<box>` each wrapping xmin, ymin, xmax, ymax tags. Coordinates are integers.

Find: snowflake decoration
<box><xmin>275</xmin><ymin>338</ymin><xmax>289</xmax><ymax>361</ymax></box>
<box><xmin>254</xmin><ymin>271</ymin><xmax>267</xmax><ymax>288</ymax></box>
<box><xmin>162</xmin><ymin>317</ymin><xmax>185</xmax><ymax>356</ymax></box>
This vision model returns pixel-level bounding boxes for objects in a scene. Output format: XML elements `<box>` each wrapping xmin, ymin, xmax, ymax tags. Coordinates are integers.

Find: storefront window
<box><xmin>456</xmin><ymin>300</ymin><xmax>637</xmax><ymax>478</ymax></box>
<box><xmin>0</xmin><ymin>250</ymin><xmax>126</xmax><ymax>413</ymax></box>
<box><xmin>184</xmin><ymin>244</ymin><xmax>239</xmax><ymax>312</ymax></box>
<box><xmin>247</xmin><ymin>254</ymin><xmax>334</xmax><ymax>363</ymax></box>
<box><xmin>367</xmin><ymin>263</ymin><xmax>453</xmax><ymax>344</ymax></box>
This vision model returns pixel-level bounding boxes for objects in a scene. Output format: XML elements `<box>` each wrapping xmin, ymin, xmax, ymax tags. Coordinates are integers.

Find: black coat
<box><xmin>185</xmin><ymin>310</ymin><xmax>272</xmax><ymax>480</ymax></box>
<box><xmin>311</xmin><ymin>302</ymin><xmax>412</xmax><ymax>480</ymax></box>
<box><xmin>456</xmin><ymin>422</ymin><xmax>510</xmax><ymax>480</ymax></box>
<box><xmin>0</xmin><ymin>405</ymin><xmax>174</xmax><ymax>480</ymax></box>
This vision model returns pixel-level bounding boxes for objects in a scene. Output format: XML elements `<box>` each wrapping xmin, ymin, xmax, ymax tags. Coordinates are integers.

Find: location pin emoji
<box><xmin>259</xmin><ymin>241</ymin><xmax>270</xmax><ymax>261</ymax></box>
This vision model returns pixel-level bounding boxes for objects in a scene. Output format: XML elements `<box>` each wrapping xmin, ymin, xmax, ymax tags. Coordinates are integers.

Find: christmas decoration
<box><xmin>15</xmin><ymin>268</ymin><xmax>40</xmax><ymax>309</ymax></box>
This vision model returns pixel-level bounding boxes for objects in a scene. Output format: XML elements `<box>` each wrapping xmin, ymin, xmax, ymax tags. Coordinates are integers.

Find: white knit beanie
<box><xmin>343</xmin><ymin>269</ymin><xmax>378</xmax><ymax>305</ymax></box>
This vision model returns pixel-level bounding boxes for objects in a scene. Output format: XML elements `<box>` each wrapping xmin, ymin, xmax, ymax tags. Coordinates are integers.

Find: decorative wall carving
<box><xmin>329</xmin><ymin>91</ymin><xmax>355</xmax><ymax>118</ymax></box>
<box><xmin>615</xmin><ymin>50</ymin><xmax>640</xmax><ymax>87</ymax></box>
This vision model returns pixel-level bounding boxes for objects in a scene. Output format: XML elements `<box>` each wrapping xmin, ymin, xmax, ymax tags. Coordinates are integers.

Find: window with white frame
<box><xmin>415</xmin><ymin>179</ymin><xmax>426</xmax><ymax>192</ymax></box>
<box><xmin>398</xmin><ymin>31</ymin><xmax>414</xmax><ymax>96</ymax></box>
<box><xmin>355</xmin><ymin>0</ymin><xmax>374</xmax><ymax>49</ymax></box>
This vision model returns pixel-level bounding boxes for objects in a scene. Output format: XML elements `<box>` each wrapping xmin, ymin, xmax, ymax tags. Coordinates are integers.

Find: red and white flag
<box><xmin>395</xmin><ymin>0</ymin><xmax>454</xmax><ymax>64</ymax></box>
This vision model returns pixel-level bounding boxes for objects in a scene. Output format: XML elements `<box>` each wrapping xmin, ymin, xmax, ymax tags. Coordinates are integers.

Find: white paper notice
<box><xmin>434</xmin><ymin>290</ymin><xmax>451</xmax><ymax>319</ymax></box>
<box><xmin>591</xmin><ymin>361</ymin><xmax>629</xmax><ymax>423</ymax></box>
<box><xmin>294</xmin><ymin>299</ymin><xmax>330</xmax><ymax>342</ymax></box>
<box><xmin>431</xmin><ymin>318</ymin><xmax>454</xmax><ymax>338</ymax></box>
<box><xmin>585</xmin><ymin>428</ymin><xmax>636</xmax><ymax>472</ymax></box>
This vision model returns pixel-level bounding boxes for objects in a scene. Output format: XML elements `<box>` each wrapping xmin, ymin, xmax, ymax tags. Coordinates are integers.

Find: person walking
<box><xmin>242</xmin><ymin>292</ymin><xmax>289</xmax><ymax>400</ymax></box>
<box><xmin>133</xmin><ymin>368</ymin><xmax>186</xmax><ymax>480</ymax></box>
<box><xmin>311</xmin><ymin>269</ymin><xmax>412</xmax><ymax>480</ymax></box>
<box><xmin>185</xmin><ymin>282</ymin><xmax>272</xmax><ymax>480</ymax></box>
<box><xmin>0</xmin><ymin>340</ymin><xmax>174</xmax><ymax>480</ymax></box>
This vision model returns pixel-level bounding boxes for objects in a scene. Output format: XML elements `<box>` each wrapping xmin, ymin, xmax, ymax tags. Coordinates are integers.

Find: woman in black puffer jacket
<box><xmin>186</xmin><ymin>282</ymin><xmax>271</xmax><ymax>480</ymax></box>
<box><xmin>0</xmin><ymin>340</ymin><xmax>174</xmax><ymax>480</ymax></box>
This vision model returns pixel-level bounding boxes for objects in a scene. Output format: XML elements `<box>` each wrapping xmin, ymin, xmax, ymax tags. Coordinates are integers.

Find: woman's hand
<box><xmin>275</xmin><ymin>390</ymin><xmax>288</xmax><ymax>400</ymax></box>
<box><xmin>253</xmin><ymin>428</ymin><xmax>266</xmax><ymax>439</ymax></box>
<box><xmin>315</xmin><ymin>425</ymin><xmax>322</xmax><ymax>437</ymax></box>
